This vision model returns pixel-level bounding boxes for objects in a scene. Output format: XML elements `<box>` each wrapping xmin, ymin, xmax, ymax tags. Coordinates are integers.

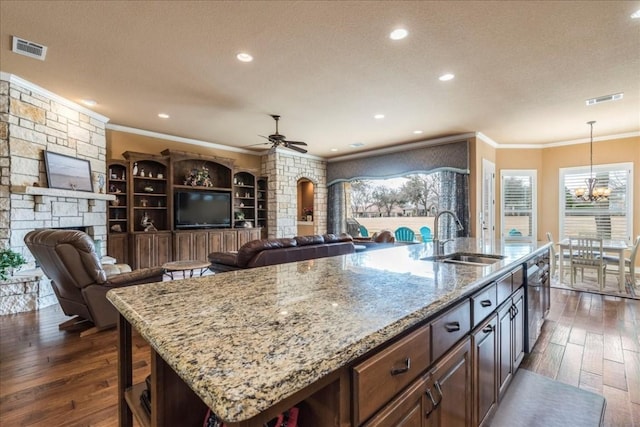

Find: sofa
<box><xmin>208</xmin><ymin>233</ymin><xmax>355</xmax><ymax>272</ymax></box>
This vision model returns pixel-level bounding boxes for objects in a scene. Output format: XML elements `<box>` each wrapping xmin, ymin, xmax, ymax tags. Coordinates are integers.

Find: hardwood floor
<box><xmin>1</xmin><ymin>288</ymin><xmax>638</xmax><ymax>426</ymax></box>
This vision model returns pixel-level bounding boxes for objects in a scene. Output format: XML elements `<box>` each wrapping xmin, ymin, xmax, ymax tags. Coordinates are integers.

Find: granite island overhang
<box><xmin>107</xmin><ymin>237</ymin><xmax>552</xmax><ymax>425</ymax></box>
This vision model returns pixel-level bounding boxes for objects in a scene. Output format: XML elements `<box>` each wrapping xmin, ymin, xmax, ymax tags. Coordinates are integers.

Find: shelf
<box><xmin>109</xmin><ymin>206</ymin><xmax>128</xmax><ymax>208</ymax></box>
<box><xmin>133</xmin><ymin>207</ymin><xmax>167</xmax><ymax>210</ymax></box>
<box><xmin>173</xmin><ymin>184</ymin><xmax>231</xmax><ymax>191</ymax></box>
<box><xmin>124</xmin><ymin>382</ymin><xmax>150</xmax><ymax>427</ymax></box>
<box><xmin>133</xmin><ymin>176</ymin><xmax>167</xmax><ymax>181</ymax></box>
<box><xmin>133</xmin><ymin>193</ymin><xmax>167</xmax><ymax>197</ymax></box>
<box><xmin>234</xmin><ymin>184</ymin><xmax>255</xmax><ymax>189</ymax></box>
<box><xmin>11</xmin><ymin>185</ymin><xmax>116</xmax><ymax>201</ymax></box>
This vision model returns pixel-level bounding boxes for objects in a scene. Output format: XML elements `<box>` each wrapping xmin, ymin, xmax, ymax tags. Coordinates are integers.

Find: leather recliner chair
<box><xmin>24</xmin><ymin>229</ymin><xmax>165</xmax><ymax>336</ymax></box>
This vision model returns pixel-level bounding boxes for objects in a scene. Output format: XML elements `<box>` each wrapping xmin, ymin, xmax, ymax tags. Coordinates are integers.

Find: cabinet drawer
<box><xmin>353</xmin><ymin>323</ymin><xmax>431</xmax><ymax>425</ymax></box>
<box><xmin>432</xmin><ymin>300</ymin><xmax>471</xmax><ymax>361</ymax></box>
<box><xmin>496</xmin><ymin>273</ymin><xmax>512</xmax><ymax>306</ymax></box>
<box><xmin>472</xmin><ymin>283</ymin><xmax>497</xmax><ymax>328</ymax></box>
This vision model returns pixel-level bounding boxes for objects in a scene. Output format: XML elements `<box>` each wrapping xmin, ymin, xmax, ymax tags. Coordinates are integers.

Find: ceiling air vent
<box><xmin>12</xmin><ymin>36</ymin><xmax>47</xmax><ymax>61</ymax></box>
<box><xmin>586</xmin><ymin>92</ymin><xmax>623</xmax><ymax>106</ymax></box>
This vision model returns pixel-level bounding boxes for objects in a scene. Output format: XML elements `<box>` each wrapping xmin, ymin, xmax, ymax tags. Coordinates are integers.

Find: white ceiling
<box><xmin>1</xmin><ymin>1</ymin><xmax>639</xmax><ymax>158</ymax></box>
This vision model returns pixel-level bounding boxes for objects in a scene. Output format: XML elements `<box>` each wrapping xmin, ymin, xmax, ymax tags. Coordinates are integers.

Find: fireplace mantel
<box><xmin>11</xmin><ymin>186</ymin><xmax>115</xmax><ymax>201</ymax></box>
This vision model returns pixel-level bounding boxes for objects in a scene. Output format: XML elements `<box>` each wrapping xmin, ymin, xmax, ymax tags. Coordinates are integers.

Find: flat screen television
<box><xmin>174</xmin><ymin>190</ymin><xmax>231</xmax><ymax>229</ymax></box>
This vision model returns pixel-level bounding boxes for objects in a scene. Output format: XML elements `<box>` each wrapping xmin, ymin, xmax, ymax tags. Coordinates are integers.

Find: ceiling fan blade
<box><xmin>245</xmin><ymin>142</ymin><xmax>271</xmax><ymax>147</ymax></box>
<box><xmin>285</xmin><ymin>144</ymin><xmax>308</xmax><ymax>154</ymax></box>
<box><xmin>283</xmin><ymin>140</ymin><xmax>307</xmax><ymax>146</ymax></box>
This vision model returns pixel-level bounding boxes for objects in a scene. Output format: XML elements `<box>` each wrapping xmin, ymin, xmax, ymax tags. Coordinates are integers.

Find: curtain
<box><xmin>327</xmin><ymin>181</ymin><xmax>347</xmax><ymax>234</ymax></box>
<box><xmin>437</xmin><ymin>171</ymin><xmax>470</xmax><ymax>238</ymax></box>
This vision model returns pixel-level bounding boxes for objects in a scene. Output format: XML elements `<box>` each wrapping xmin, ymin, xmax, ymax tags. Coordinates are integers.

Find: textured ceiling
<box><xmin>1</xmin><ymin>1</ymin><xmax>639</xmax><ymax>158</ymax></box>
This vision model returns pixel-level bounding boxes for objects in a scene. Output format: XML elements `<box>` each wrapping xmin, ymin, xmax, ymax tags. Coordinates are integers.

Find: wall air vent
<box><xmin>586</xmin><ymin>92</ymin><xmax>623</xmax><ymax>106</ymax></box>
<box><xmin>12</xmin><ymin>36</ymin><xmax>47</xmax><ymax>61</ymax></box>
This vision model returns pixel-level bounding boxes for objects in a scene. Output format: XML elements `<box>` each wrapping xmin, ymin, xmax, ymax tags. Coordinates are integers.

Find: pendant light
<box><xmin>574</xmin><ymin>121</ymin><xmax>611</xmax><ymax>202</ymax></box>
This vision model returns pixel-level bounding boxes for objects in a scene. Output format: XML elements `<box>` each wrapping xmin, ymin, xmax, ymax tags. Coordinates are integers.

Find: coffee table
<box><xmin>162</xmin><ymin>260</ymin><xmax>212</xmax><ymax>279</ymax></box>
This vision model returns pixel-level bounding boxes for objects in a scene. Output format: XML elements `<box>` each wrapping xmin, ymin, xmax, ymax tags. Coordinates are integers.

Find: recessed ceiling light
<box><xmin>81</xmin><ymin>99</ymin><xmax>97</xmax><ymax>107</ymax></box>
<box><xmin>439</xmin><ymin>73</ymin><xmax>455</xmax><ymax>81</ymax></box>
<box><xmin>350</xmin><ymin>142</ymin><xmax>365</xmax><ymax>148</ymax></box>
<box><xmin>389</xmin><ymin>28</ymin><xmax>408</xmax><ymax>40</ymax></box>
<box><xmin>158</xmin><ymin>113</ymin><xmax>170</xmax><ymax>119</ymax></box>
<box><xmin>330</xmin><ymin>148</ymin><xmax>339</xmax><ymax>152</ymax></box>
<box><xmin>631</xmin><ymin>9</ymin><xmax>640</xmax><ymax>19</ymax></box>
<box><xmin>413</xmin><ymin>130</ymin><xmax>423</xmax><ymax>134</ymax></box>
<box><xmin>374</xmin><ymin>114</ymin><xmax>385</xmax><ymax>119</ymax></box>
<box><xmin>237</xmin><ymin>52</ymin><xmax>253</xmax><ymax>62</ymax></box>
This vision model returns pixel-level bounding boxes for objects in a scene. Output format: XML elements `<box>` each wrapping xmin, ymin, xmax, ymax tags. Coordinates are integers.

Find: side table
<box><xmin>162</xmin><ymin>260</ymin><xmax>212</xmax><ymax>280</ymax></box>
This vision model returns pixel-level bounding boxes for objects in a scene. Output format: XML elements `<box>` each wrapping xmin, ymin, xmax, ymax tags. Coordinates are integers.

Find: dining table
<box><xmin>558</xmin><ymin>238</ymin><xmax>628</xmax><ymax>291</ymax></box>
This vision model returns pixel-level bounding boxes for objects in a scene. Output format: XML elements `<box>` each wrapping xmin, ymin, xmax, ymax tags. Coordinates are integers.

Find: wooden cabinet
<box><xmin>425</xmin><ymin>337</ymin><xmax>473</xmax><ymax>427</ymax></box>
<box><xmin>353</xmin><ymin>324</ymin><xmax>431</xmax><ymax>425</ymax></box>
<box><xmin>125</xmin><ymin>154</ymin><xmax>170</xmax><ymax>233</ymax></box>
<box><xmin>107</xmin><ymin>233</ymin><xmax>129</xmax><ymax>265</ymax></box>
<box><xmin>364</xmin><ymin>374</ymin><xmax>430</xmax><ymax>427</ymax></box>
<box><xmin>497</xmin><ymin>286</ymin><xmax>525</xmax><ymax>400</ymax></box>
<box><xmin>238</xmin><ymin>229</ymin><xmax>261</xmax><ymax>247</ymax></box>
<box><xmin>431</xmin><ymin>300</ymin><xmax>470</xmax><ymax>362</ymax></box>
<box><xmin>472</xmin><ymin>314</ymin><xmax>498</xmax><ymax>427</ymax></box>
<box><xmin>133</xmin><ymin>232</ymin><xmax>172</xmax><ymax>269</ymax></box>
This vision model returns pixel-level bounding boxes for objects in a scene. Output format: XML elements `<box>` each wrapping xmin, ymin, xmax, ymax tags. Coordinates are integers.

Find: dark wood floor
<box><xmin>1</xmin><ymin>288</ymin><xmax>638</xmax><ymax>426</ymax></box>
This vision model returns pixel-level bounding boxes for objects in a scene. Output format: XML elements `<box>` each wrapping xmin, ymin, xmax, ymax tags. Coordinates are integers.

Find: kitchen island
<box><xmin>107</xmin><ymin>238</ymin><xmax>551</xmax><ymax>427</ymax></box>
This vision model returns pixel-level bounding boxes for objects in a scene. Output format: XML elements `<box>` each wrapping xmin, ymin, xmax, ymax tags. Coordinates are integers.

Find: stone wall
<box><xmin>0</xmin><ymin>270</ymin><xmax>56</xmax><ymax>315</ymax></box>
<box><xmin>0</xmin><ymin>73</ymin><xmax>109</xmax><ymax>266</ymax></box>
<box><xmin>262</xmin><ymin>149</ymin><xmax>327</xmax><ymax>238</ymax></box>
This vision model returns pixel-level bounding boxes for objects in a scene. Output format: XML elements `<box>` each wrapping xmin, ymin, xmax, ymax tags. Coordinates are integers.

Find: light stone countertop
<box><xmin>107</xmin><ymin>238</ymin><xmax>551</xmax><ymax>422</ymax></box>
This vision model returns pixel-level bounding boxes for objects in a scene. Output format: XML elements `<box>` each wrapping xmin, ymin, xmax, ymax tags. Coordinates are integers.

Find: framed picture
<box><xmin>44</xmin><ymin>151</ymin><xmax>94</xmax><ymax>192</ymax></box>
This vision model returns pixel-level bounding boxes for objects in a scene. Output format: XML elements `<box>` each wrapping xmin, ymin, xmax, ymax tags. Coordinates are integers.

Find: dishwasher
<box><xmin>525</xmin><ymin>251</ymin><xmax>550</xmax><ymax>353</ymax></box>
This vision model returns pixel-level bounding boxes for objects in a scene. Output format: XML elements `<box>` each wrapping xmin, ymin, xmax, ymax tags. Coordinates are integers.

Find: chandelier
<box><xmin>574</xmin><ymin>121</ymin><xmax>611</xmax><ymax>202</ymax></box>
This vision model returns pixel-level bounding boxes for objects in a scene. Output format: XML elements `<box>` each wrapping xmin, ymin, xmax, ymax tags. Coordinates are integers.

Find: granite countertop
<box><xmin>107</xmin><ymin>238</ymin><xmax>550</xmax><ymax>422</ymax></box>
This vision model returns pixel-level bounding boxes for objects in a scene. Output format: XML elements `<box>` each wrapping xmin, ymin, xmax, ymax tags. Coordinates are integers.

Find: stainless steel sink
<box><xmin>421</xmin><ymin>252</ymin><xmax>506</xmax><ymax>266</ymax></box>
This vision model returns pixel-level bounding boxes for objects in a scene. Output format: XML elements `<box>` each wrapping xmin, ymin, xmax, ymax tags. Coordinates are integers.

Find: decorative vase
<box><xmin>133</xmin><ymin>162</ymin><xmax>138</xmax><ymax>176</ymax></box>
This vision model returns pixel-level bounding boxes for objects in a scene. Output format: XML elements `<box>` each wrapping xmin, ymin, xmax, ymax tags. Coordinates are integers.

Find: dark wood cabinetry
<box><xmin>107</xmin><ymin>149</ymin><xmax>265</xmax><ymax>267</ymax></box>
<box><xmin>472</xmin><ymin>314</ymin><xmax>498</xmax><ymax>427</ymax></box>
<box><xmin>133</xmin><ymin>232</ymin><xmax>172</xmax><ymax>270</ymax></box>
<box><xmin>364</xmin><ymin>374</ymin><xmax>430</xmax><ymax>427</ymax></box>
<box><xmin>497</xmin><ymin>287</ymin><xmax>525</xmax><ymax>399</ymax></box>
<box><xmin>425</xmin><ymin>337</ymin><xmax>473</xmax><ymax>427</ymax></box>
<box><xmin>257</xmin><ymin>177</ymin><xmax>268</xmax><ymax>237</ymax></box>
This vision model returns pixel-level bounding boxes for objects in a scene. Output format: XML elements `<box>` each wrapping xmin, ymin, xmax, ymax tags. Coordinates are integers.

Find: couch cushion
<box><xmin>237</xmin><ymin>238</ymin><xmax>296</xmax><ymax>267</ymax></box>
<box><xmin>294</xmin><ymin>235</ymin><xmax>325</xmax><ymax>246</ymax></box>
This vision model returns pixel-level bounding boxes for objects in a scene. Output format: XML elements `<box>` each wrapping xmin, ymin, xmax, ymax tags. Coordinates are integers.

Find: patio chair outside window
<box><xmin>395</xmin><ymin>226</ymin><xmax>417</xmax><ymax>243</ymax></box>
<box><xmin>419</xmin><ymin>226</ymin><xmax>433</xmax><ymax>242</ymax></box>
<box><xmin>359</xmin><ymin>225</ymin><xmax>369</xmax><ymax>238</ymax></box>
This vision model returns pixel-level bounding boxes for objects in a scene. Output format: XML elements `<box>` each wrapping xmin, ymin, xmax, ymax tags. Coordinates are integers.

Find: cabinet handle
<box><xmin>432</xmin><ymin>381</ymin><xmax>444</xmax><ymax>409</ymax></box>
<box><xmin>482</xmin><ymin>325</ymin><xmax>494</xmax><ymax>333</ymax></box>
<box><xmin>390</xmin><ymin>358</ymin><xmax>411</xmax><ymax>376</ymax></box>
<box><xmin>444</xmin><ymin>322</ymin><xmax>460</xmax><ymax>332</ymax></box>
<box><xmin>513</xmin><ymin>304</ymin><xmax>519</xmax><ymax>317</ymax></box>
<box><xmin>480</xmin><ymin>299</ymin><xmax>492</xmax><ymax>307</ymax></box>
<box><xmin>425</xmin><ymin>388</ymin><xmax>437</xmax><ymax>418</ymax></box>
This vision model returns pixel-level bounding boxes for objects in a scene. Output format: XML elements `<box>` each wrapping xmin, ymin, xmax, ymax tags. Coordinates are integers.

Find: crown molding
<box><xmin>0</xmin><ymin>72</ymin><xmax>110</xmax><ymax>123</ymax></box>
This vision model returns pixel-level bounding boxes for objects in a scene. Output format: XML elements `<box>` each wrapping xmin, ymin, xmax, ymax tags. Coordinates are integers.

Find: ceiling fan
<box><xmin>255</xmin><ymin>115</ymin><xmax>308</xmax><ymax>154</ymax></box>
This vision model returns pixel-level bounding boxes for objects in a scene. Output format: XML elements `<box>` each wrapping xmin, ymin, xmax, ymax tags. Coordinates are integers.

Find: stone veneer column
<box><xmin>261</xmin><ymin>148</ymin><xmax>327</xmax><ymax>238</ymax></box>
<box><xmin>0</xmin><ymin>74</ymin><xmax>109</xmax><ymax>264</ymax></box>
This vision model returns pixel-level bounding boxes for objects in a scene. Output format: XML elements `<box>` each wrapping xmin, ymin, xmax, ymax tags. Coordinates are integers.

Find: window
<box><xmin>501</xmin><ymin>170</ymin><xmax>537</xmax><ymax>242</ymax></box>
<box><xmin>559</xmin><ymin>162</ymin><xmax>633</xmax><ymax>244</ymax></box>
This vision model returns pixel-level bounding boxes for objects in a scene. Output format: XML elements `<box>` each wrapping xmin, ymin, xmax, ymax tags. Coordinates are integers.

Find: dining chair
<box><xmin>568</xmin><ymin>236</ymin><xmax>607</xmax><ymax>289</ymax></box>
<box><xmin>546</xmin><ymin>232</ymin><xmax>569</xmax><ymax>282</ymax></box>
<box><xmin>419</xmin><ymin>226</ymin><xmax>432</xmax><ymax>242</ymax></box>
<box><xmin>602</xmin><ymin>235</ymin><xmax>640</xmax><ymax>289</ymax></box>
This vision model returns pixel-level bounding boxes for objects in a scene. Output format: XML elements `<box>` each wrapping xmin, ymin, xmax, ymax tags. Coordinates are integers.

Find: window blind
<box><xmin>560</xmin><ymin>163</ymin><xmax>633</xmax><ymax>244</ymax></box>
<box><xmin>501</xmin><ymin>170</ymin><xmax>536</xmax><ymax>242</ymax></box>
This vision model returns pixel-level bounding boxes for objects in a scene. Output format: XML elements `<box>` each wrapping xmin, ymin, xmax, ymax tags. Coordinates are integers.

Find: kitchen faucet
<box><xmin>432</xmin><ymin>209</ymin><xmax>464</xmax><ymax>255</ymax></box>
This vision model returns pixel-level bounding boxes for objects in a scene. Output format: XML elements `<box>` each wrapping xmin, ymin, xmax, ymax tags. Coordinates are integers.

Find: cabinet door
<box><xmin>364</xmin><ymin>375</ymin><xmax>429</xmax><ymax>427</ymax></box>
<box><xmin>133</xmin><ymin>234</ymin><xmax>154</xmax><ymax>269</ymax></box>
<box><xmin>497</xmin><ymin>300</ymin><xmax>513</xmax><ymax>399</ymax></box>
<box><xmin>174</xmin><ymin>232</ymin><xmax>193</xmax><ymax>261</ymax></box>
<box><xmin>155</xmin><ymin>233</ymin><xmax>172</xmax><ymax>266</ymax></box>
<box><xmin>107</xmin><ymin>233</ymin><xmax>129</xmax><ymax>265</ymax></box>
<box><xmin>193</xmin><ymin>231</ymin><xmax>209</xmax><ymax>261</ymax></box>
<box><xmin>425</xmin><ymin>337</ymin><xmax>472</xmax><ymax>427</ymax></box>
<box><xmin>222</xmin><ymin>230</ymin><xmax>237</xmax><ymax>251</ymax></box>
<box><xmin>208</xmin><ymin>231</ymin><xmax>224</xmax><ymax>253</ymax></box>
<box><xmin>472</xmin><ymin>314</ymin><xmax>498</xmax><ymax>427</ymax></box>
<box><xmin>237</xmin><ymin>229</ymin><xmax>254</xmax><ymax>248</ymax></box>
<box><xmin>511</xmin><ymin>288</ymin><xmax>525</xmax><ymax>371</ymax></box>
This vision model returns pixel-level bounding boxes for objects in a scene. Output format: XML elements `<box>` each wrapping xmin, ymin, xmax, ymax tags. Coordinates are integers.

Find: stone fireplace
<box><xmin>0</xmin><ymin>73</ymin><xmax>111</xmax><ymax>314</ymax></box>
